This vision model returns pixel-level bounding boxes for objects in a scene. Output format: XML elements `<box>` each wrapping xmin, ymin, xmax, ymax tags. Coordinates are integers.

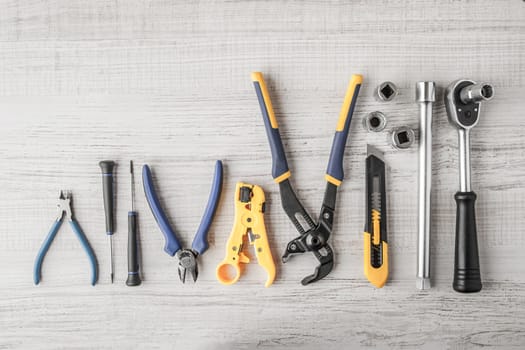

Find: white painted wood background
<box><xmin>1</xmin><ymin>0</ymin><xmax>524</xmax><ymax>349</ymax></box>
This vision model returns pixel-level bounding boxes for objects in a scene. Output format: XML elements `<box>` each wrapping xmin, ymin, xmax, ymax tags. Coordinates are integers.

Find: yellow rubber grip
<box><xmin>274</xmin><ymin>171</ymin><xmax>291</xmax><ymax>184</ymax></box>
<box><xmin>363</xmin><ymin>232</ymin><xmax>389</xmax><ymax>288</ymax></box>
<box><xmin>252</xmin><ymin>72</ymin><xmax>278</xmax><ymax>129</ymax></box>
<box><xmin>336</xmin><ymin>74</ymin><xmax>363</xmax><ymax>132</ymax></box>
<box><xmin>325</xmin><ymin>174</ymin><xmax>342</xmax><ymax>187</ymax></box>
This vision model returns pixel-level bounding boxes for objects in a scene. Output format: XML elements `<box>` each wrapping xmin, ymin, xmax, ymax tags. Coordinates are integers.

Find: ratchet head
<box><xmin>445</xmin><ymin>79</ymin><xmax>494</xmax><ymax>130</ymax></box>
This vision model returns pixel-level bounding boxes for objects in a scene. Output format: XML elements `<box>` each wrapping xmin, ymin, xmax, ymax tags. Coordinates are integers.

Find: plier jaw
<box><xmin>283</xmin><ymin>234</ymin><xmax>335</xmax><ymax>285</ymax></box>
<box><xmin>279</xmin><ymin>180</ymin><xmax>336</xmax><ymax>285</ymax></box>
<box><xmin>282</xmin><ymin>223</ymin><xmax>331</xmax><ymax>261</ymax></box>
<box><xmin>55</xmin><ymin>190</ymin><xmax>73</xmax><ymax>221</ymax></box>
<box><xmin>303</xmin><ymin>245</ymin><xmax>334</xmax><ymax>285</ymax></box>
<box><xmin>176</xmin><ymin>249</ymin><xmax>198</xmax><ymax>283</ymax></box>
<box><xmin>282</xmin><ymin>236</ymin><xmax>334</xmax><ymax>286</ymax></box>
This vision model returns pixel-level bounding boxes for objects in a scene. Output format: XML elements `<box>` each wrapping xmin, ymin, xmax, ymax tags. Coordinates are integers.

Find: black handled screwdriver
<box><xmin>99</xmin><ymin>160</ymin><xmax>116</xmax><ymax>283</ymax></box>
<box><xmin>126</xmin><ymin>161</ymin><xmax>141</xmax><ymax>286</ymax></box>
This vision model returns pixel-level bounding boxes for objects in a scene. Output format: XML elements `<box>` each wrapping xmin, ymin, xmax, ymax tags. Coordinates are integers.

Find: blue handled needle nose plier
<box><xmin>142</xmin><ymin>160</ymin><xmax>223</xmax><ymax>283</ymax></box>
<box><xmin>33</xmin><ymin>191</ymin><xmax>98</xmax><ymax>285</ymax></box>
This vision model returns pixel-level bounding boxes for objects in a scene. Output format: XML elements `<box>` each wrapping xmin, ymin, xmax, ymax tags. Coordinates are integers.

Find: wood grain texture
<box><xmin>0</xmin><ymin>0</ymin><xmax>524</xmax><ymax>349</ymax></box>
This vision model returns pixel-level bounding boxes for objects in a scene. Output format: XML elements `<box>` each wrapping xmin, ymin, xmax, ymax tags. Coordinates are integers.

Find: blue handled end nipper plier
<box><xmin>33</xmin><ymin>191</ymin><xmax>98</xmax><ymax>286</ymax></box>
<box><xmin>142</xmin><ymin>160</ymin><xmax>223</xmax><ymax>283</ymax></box>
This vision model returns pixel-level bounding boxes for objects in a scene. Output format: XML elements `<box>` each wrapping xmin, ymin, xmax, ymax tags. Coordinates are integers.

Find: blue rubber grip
<box><xmin>33</xmin><ymin>220</ymin><xmax>63</xmax><ymax>285</ymax></box>
<box><xmin>253</xmin><ymin>81</ymin><xmax>290</xmax><ymax>180</ymax></box>
<box><xmin>326</xmin><ymin>83</ymin><xmax>362</xmax><ymax>182</ymax></box>
<box><xmin>69</xmin><ymin>219</ymin><xmax>98</xmax><ymax>286</ymax></box>
<box><xmin>142</xmin><ymin>165</ymin><xmax>182</xmax><ymax>256</ymax></box>
<box><xmin>191</xmin><ymin>160</ymin><xmax>223</xmax><ymax>255</ymax></box>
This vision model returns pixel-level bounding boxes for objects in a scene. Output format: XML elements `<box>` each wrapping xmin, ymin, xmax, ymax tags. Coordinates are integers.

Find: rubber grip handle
<box><xmin>142</xmin><ymin>164</ymin><xmax>182</xmax><ymax>256</ymax></box>
<box><xmin>453</xmin><ymin>191</ymin><xmax>482</xmax><ymax>293</ymax></box>
<box><xmin>99</xmin><ymin>160</ymin><xmax>115</xmax><ymax>235</ymax></box>
<box><xmin>252</xmin><ymin>72</ymin><xmax>290</xmax><ymax>182</ymax></box>
<box><xmin>33</xmin><ymin>220</ymin><xmax>63</xmax><ymax>285</ymax></box>
<box><xmin>69</xmin><ymin>219</ymin><xmax>98</xmax><ymax>286</ymax></box>
<box><xmin>126</xmin><ymin>212</ymin><xmax>141</xmax><ymax>286</ymax></box>
<box><xmin>191</xmin><ymin>160</ymin><xmax>223</xmax><ymax>255</ymax></box>
<box><xmin>326</xmin><ymin>75</ymin><xmax>363</xmax><ymax>185</ymax></box>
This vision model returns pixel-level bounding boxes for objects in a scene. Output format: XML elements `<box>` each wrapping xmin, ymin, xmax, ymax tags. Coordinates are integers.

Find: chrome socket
<box><xmin>363</xmin><ymin>111</ymin><xmax>387</xmax><ymax>132</ymax></box>
<box><xmin>376</xmin><ymin>81</ymin><xmax>398</xmax><ymax>102</ymax></box>
<box><xmin>390</xmin><ymin>126</ymin><xmax>415</xmax><ymax>149</ymax></box>
<box><xmin>459</xmin><ymin>82</ymin><xmax>494</xmax><ymax>104</ymax></box>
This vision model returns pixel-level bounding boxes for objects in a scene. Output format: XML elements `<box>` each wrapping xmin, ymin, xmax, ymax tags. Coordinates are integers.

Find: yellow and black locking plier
<box><xmin>252</xmin><ymin>72</ymin><xmax>363</xmax><ymax>285</ymax></box>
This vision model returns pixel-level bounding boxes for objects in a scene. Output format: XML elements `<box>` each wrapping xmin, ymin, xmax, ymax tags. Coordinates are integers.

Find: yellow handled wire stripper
<box><xmin>364</xmin><ymin>145</ymin><xmax>389</xmax><ymax>288</ymax></box>
<box><xmin>216</xmin><ymin>183</ymin><xmax>276</xmax><ymax>287</ymax></box>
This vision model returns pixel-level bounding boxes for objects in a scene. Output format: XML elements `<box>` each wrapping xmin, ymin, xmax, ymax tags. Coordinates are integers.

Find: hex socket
<box><xmin>375</xmin><ymin>82</ymin><xmax>398</xmax><ymax>102</ymax></box>
<box><xmin>459</xmin><ymin>83</ymin><xmax>494</xmax><ymax>104</ymax></box>
<box><xmin>390</xmin><ymin>126</ymin><xmax>415</xmax><ymax>149</ymax></box>
<box><xmin>363</xmin><ymin>111</ymin><xmax>387</xmax><ymax>132</ymax></box>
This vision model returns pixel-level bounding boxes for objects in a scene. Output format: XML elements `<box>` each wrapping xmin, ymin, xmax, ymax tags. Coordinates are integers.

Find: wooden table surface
<box><xmin>1</xmin><ymin>1</ymin><xmax>524</xmax><ymax>349</ymax></box>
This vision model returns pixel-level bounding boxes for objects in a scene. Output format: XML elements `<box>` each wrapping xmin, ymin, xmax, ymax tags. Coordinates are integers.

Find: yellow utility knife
<box><xmin>363</xmin><ymin>145</ymin><xmax>389</xmax><ymax>288</ymax></box>
<box><xmin>216</xmin><ymin>183</ymin><xmax>276</xmax><ymax>287</ymax></box>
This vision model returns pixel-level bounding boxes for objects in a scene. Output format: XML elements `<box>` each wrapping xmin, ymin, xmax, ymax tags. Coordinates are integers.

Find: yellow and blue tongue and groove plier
<box><xmin>33</xmin><ymin>190</ymin><xmax>98</xmax><ymax>285</ymax></box>
<box><xmin>252</xmin><ymin>72</ymin><xmax>363</xmax><ymax>285</ymax></box>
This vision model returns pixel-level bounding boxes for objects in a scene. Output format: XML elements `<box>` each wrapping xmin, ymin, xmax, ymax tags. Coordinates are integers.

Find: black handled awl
<box><xmin>99</xmin><ymin>160</ymin><xmax>116</xmax><ymax>283</ymax></box>
<box><xmin>126</xmin><ymin>161</ymin><xmax>141</xmax><ymax>286</ymax></box>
